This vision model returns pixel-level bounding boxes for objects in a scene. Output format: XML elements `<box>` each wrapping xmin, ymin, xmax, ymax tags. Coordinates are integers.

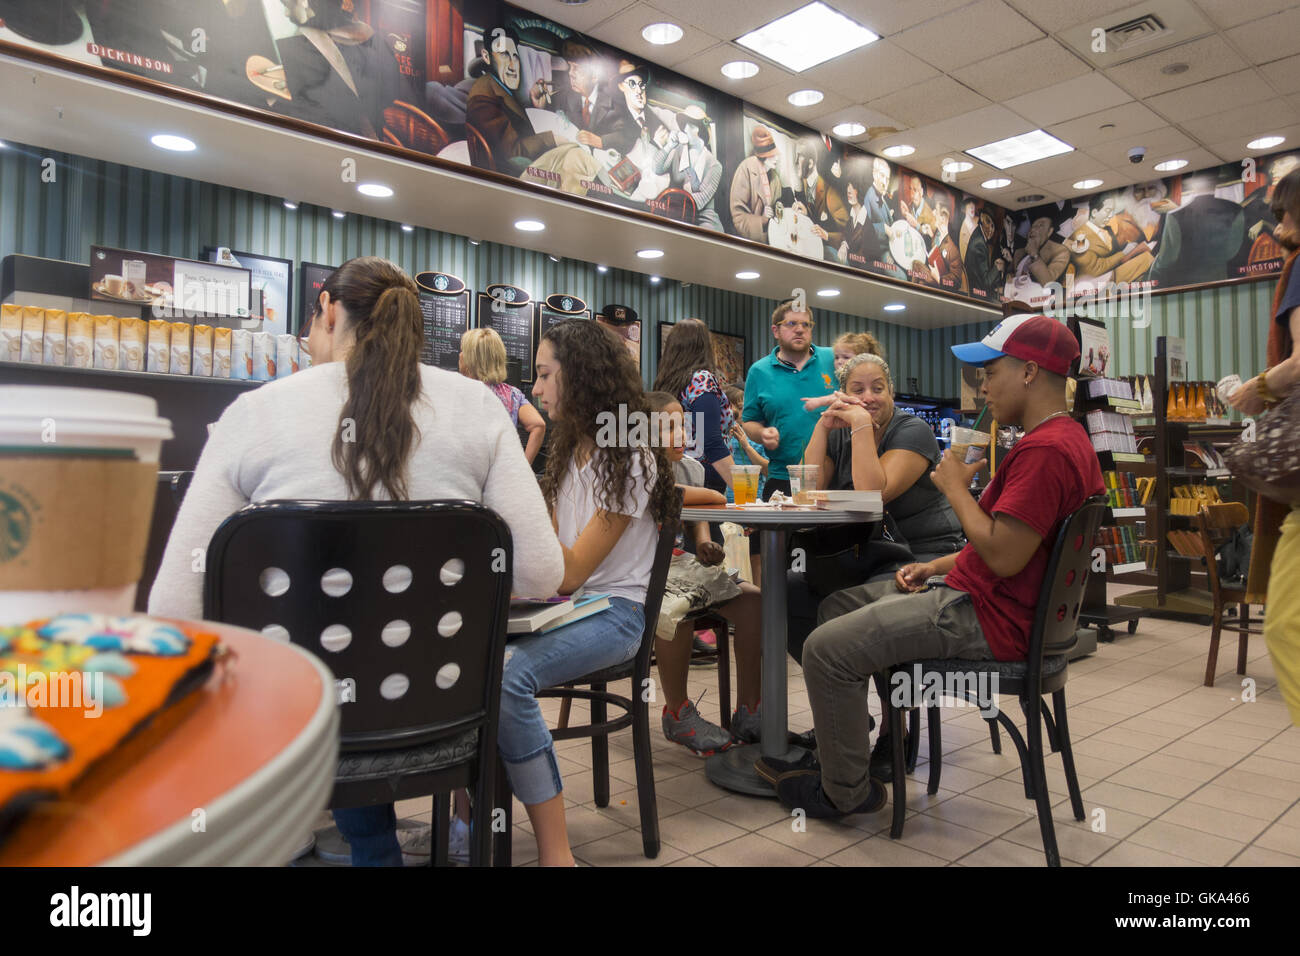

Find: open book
<box><xmin>508</xmin><ymin>593</ymin><xmax>612</xmax><ymax>635</ymax></box>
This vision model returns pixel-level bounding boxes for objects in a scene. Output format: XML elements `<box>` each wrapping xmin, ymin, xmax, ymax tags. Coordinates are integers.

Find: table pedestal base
<box><xmin>705</xmin><ymin>742</ymin><xmax>811</xmax><ymax>798</ymax></box>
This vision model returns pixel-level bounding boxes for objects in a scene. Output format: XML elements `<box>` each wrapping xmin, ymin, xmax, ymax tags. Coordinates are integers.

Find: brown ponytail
<box><xmin>321</xmin><ymin>257</ymin><xmax>423</xmax><ymax>500</ymax></box>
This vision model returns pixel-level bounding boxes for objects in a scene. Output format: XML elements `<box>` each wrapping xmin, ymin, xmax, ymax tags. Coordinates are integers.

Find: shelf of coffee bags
<box><xmin>0</xmin><ymin>359</ymin><xmax>264</xmax><ymax>388</ymax></box>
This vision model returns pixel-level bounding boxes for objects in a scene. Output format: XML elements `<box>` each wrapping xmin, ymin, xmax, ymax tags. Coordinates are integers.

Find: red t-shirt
<box><xmin>945</xmin><ymin>416</ymin><xmax>1104</xmax><ymax>661</ymax></box>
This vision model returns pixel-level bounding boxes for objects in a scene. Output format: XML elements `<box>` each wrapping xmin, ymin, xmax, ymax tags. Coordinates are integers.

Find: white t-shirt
<box><xmin>553</xmin><ymin>448</ymin><xmax>658</xmax><ymax>604</ymax></box>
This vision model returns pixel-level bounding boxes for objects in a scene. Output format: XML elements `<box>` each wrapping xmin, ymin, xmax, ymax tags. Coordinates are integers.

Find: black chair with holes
<box><xmin>494</xmin><ymin>493</ymin><xmax>681</xmax><ymax>864</ymax></box>
<box><xmin>203</xmin><ymin>499</ymin><xmax>514</xmax><ymax>867</ymax></box>
<box><xmin>884</xmin><ymin>496</ymin><xmax>1106</xmax><ymax>866</ymax></box>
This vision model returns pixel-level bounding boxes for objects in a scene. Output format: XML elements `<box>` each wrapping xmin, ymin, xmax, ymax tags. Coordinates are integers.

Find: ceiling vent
<box><xmin>1058</xmin><ymin>0</ymin><xmax>1212</xmax><ymax>67</ymax></box>
<box><xmin>1103</xmin><ymin>14</ymin><xmax>1169</xmax><ymax>53</ymax></box>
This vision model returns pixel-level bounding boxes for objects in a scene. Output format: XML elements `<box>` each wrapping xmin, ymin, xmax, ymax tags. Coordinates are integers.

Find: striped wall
<box><xmin>0</xmin><ymin>140</ymin><xmax>1280</xmax><ymax>396</ymax></box>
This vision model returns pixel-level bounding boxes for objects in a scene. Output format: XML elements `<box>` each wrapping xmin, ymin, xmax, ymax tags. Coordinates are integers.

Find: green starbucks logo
<box><xmin>0</xmin><ymin>489</ymin><xmax>32</xmax><ymax>563</ymax></box>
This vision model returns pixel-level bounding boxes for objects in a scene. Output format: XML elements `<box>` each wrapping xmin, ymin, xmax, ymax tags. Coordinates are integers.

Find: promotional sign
<box><xmin>299</xmin><ymin>262</ymin><xmax>337</xmax><ymax>334</ymax></box>
<box><xmin>89</xmin><ymin>246</ymin><xmax>250</xmax><ymax>320</ymax></box>
<box><xmin>204</xmin><ymin>248</ymin><xmax>293</xmax><ymax>337</ymax></box>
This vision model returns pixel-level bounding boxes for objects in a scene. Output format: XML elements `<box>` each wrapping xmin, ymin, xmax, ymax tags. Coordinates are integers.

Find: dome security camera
<box><xmin>1128</xmin><ymin>146</ymin><xmax>1147</xmax><ymax>164</ymax></box>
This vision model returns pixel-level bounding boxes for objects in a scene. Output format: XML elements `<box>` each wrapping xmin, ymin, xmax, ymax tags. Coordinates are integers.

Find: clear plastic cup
<box><xmin>733</xmin><ymin>465</ymin><xmax>760</xmax><ymax>505</ymax></box>
<box><xmin>949</xmin><ymin>426</ymin><xmax>991</xmax><ymax>465</ymax></box>
<box><xmin>0</xmin><ymin>386</ymin><xmax>172</xmax><ymax>622</ymax></box>
<box><xmin>788</xmin><ymin>463</ymin><xmax>820</xmax><ymax>504</ymax></box>
<box><xmin>1216</xmin><ymin>374</ymin><xmax>1242</xmax><ymax>401</ymax></box>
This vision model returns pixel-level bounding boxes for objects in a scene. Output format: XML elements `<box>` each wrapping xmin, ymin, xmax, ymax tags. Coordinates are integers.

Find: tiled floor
<box><xmin>388</xmin><ymin>599</ymin><xmax>1299</xmax><ymax>867</ymax></box>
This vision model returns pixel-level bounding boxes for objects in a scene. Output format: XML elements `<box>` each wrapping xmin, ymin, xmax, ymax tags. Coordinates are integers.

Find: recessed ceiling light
<box><xmin>982</xmin><ymin>178</ymin><xmax>1011</xmax><ymax>189</ymax></box>
<box><xmin>649</xmin><ymin>275</ymin><xmax>662</xmax><ymax>284</ymax></box>
<box><xmin>357</xmin><ymin>183</ymin><xmax>393</xmax><ymax>198</ymax></box>
<box><xmin>596</xmin><ymin>265</ymin><xmax>609</xmax><ymax>273</ymax></box>
<box><xmin>1073</xmin><ymin>179</ymin><xmax>1103</xmax><ymax>190</ymax></box>
<box><xmin>833</xmin><ymin>122</ymin><xmax>866</xmax><ymax>137</ymax></box>
<box><xmin>736</xmin><ymin>1</ymin><xmax>879</xmax><ymax>73</ymax></box>
<box><xmin>1153</xmin><ymin>159</ymin><xmax>1188</xmax><ymax>172</ymax></box>
<box><xmin>1017</xmin><ymin>194</ymin><xmax>1045</xmax><ymax>203</ymax></box>
<box><xmin>882</xmin><ymin>145</ymin><xmax>915</xmax><ymax>159</ymax></box>
<box><xmin>1161</xmin><ymin>62</ymin><xmax>1189</xmax><ymax>75</ymax></box>
<box><xmin>1248</xmin><ymin>135</ymin><xmax>1285</xmax><ymax>150</ymax></box>
<box><xmin>548</xmin><ymin>255</ymin><xmax>560</xmax><ymax>263</ymax></box>
<box><xmin>816</xmin><ymin>288</ymin><xmax>840</xmax><ymax>297</ymax></box>
<box><xmin>736</xmin><ymin>270</ymin><xmax>760</xmax><ymax>280</ymax></box>
<box><xmin>942</xmin><ymin>159</ymin><xmax>973</xmax><ymax>173</ymax></box>
<box><xmin>400</xmin><ymin>223</ymin><xmax>414</xmax><ymax>232</ymax></box>
<box><xmin>883</xmin><ymin>303</ymin><xmax>905</xmax><ymax>312</ymax></box>
<box><xmin>515</xmin><ymin>219</ymin><xmax>545</xmax><ymax>232</ymax></box>
<box><xmin>468</xmin><ymin>238</ymin><xmax>481</xmax><ymax>246</ymax></box>
<box><xmin>0</xmin><ymin>141</ymin><xmax>8</xmax><ymax>149</ymax></box>
<box><xmin>282</xmin><ymin>200</ymin><xmax>298</xmax><ymax>210</ymax></box>
<box><xmin>967</xmin><ymin>129</ymin><xmax>1073</xmax><ymax>170</ymax></box>
<box><xmin>151</xmin><ymin>133</ymin><xmax>195</xmax><ymax>152</ymax></box>
<box><xmin>787</xmin><ymin>89</ymin><xmax>824</xmax><ymax>108</ymax></box>
<box><xmin>637</xmin><ymin>248</ymin><xmax>664</xmax><ymax>259</ymax></box>
<box><xmin>642</xmin><ymin>22</ymin><xmax>683</xmax><ymax>45</ymax></box>
<box><xmin>720</xmin><ymin>60</ymin><xmax>760</xmax><ymax>80</ymax></box>
<box><xmin>332</xmin><ymin>210</ymin><xmax>345</xmax><ymax>219</ymax></box>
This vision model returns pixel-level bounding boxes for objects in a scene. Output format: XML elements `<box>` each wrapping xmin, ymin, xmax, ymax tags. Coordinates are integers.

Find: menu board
<box><xmin>477</xmin><ymin>285</ymin><xmax>535</xmax><ymax>387</ymax></box>
<box><xmin>90</xmin><ymin>246</ymin><xmax>250</xmax><ymax>319</ymax></box>
<box><xmin>537</xmin><ymin>292</ymin><xmax>591</xmax><ymax>339</ymax></box>
<box><xmin>415</xmin><ymin>272</ymin><xmax>470</xmax><ymax>370</ymax></box>
<box><xmin>299</xmin><ymin>262</ymin><xmax>336</xmax><ymax>334</ymax></box>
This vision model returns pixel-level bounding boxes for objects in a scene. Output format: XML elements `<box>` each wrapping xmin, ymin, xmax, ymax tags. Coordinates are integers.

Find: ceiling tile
<box><xmin>585</xmin><ymin>2</ymin><xmax>720</xmax><ymax>68</ymax></box>
<box><xmin>1010</xmin><ymin>149</ymin><xmax>1113</xmax><ymax>188</ymax></box>
<box><xmin>743</xmin><ymin>83</ymin><xmax>854</xmax><ymax>127</ymax></box>
<box><xmin>915</xmin><ymin>105</ymin><xmax>1036</xmax><ymax>152</ymax></box>
<box><xmin>1004</xmin><ymin>72</ymin><xmax>1131</xmax><ymax>127</ymax></box>
<box><xmin>1001</xmin><ymin>0</ymin><xmax>1140</xmax><ymax>34</ymax></box>
<box><xmin>868</xmin><ymin>73</ymin><xmax>991</xmax><ymax>128</ymax></box>
<box><xmin>1143</xmin><ymin>70</ymin><xmax>1267</xmax><ymax>123</ymax></box>
<box><xmin>639</xmin><ymin>0</ymin><xmax>807</xmax><ymax>38</ymax></box>
<box><xmin>1192</xmin><ymin>0</ymin><xmax>1297</xmax><ymax>30</ymax></box>
<box><xmin>669</xmin><ymin>41</ymin><xmax>792</xmax><ymax>94</ymax></box>
<box><xmin>1261</xmin><ymin>55</ymin><xmax>1300</xmax><ymax>96</ymax></box>
<box><xmin>506</xmin><ymin>0</ymin><xmax>645</xmax><ymax>34</ymax></box>
<box><xmin>1205</xmin><ymin>123</ymin><xmax>1300</xmax><ymax>165</ymax></box>
<box><xmin>1103</xmin><ymin>35</ymin><xmax>1248</xmax><ymax>99</ymax></box>
<box><xmin>831</xmin><ymin>0</ymin><xmax>981</xmax><ymax>38</ymax></box>
<box><xmin>799</xmin><ymin>39</ymin><xmax>938</xmax><ymax>103</ymax></box>
<box><xmin>951</xmin><ymin>37</ymin><xmax>1092</xmax><ymax>102</ymax></box>
<box><xmin>862</xmin><ymin>127</ymin><xmax>957</xmax><ymax>163</ymax></box>
<box><xmin>1225</xmin><ymin>7</ymin><xmax>1300</xmax><ymax>65</ymax></box>
<box><xmin>811</xmin><ymin>103</ymin><xmax>908</xmax><ymax>140</ymax></box>
<box><xmin>903</xmin><ymin>154</ymin><xmax>996</xmax><ymax>188</ymax></box>
<box><xmin>1084</xmin><ymin>126</ymin><xmax>1202</xmax><ymax>167</ymax></box>
<box><xmin>1047</xmin><ymin>101</ymin><xmax>1166</xmax><ymax>149</ymax></box>
<box><xmin>1180</xmin><ymin>98</ymin><xmax>1300</xmax><ymax>144</ymax></box>
<box><xmin>892</xmin><ymin>0</ymin><xmax>1044</xmax><ymax>72</ymax></box>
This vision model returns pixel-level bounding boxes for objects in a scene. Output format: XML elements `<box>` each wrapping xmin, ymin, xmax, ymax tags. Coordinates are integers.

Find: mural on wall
<box><xmin>1002</xmin><ymin>150</ymin><xmax>1300</xmax><ymax>308</ymax></box>
<box><xmin>1</xmin><ymin>0</ymin><xmax>1292</xmax><ymax>306</ymax></box>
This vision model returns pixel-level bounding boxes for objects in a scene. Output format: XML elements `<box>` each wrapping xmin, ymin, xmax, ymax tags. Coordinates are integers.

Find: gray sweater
<box><xmin>148</xmin><ymin>362</ymin><xmax>564</xmax><ymax>619</ymax></box>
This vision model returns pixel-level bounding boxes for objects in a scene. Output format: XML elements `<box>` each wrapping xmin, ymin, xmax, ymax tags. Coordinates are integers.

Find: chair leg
<box><xmin>493</xmin><ymin>758</ymin><xmax>513</xmax><ymax>868</ymax></box>
<box><xmin>632</xmin><ymin>671</ymin><xmax>660</xmax><ymax>858</ymax></box>
<box><xmin>1041</xmin><ymin>702</ymin><xmax>1061</xmax><ymax>754</ymax></box>
<box><xmin>590</xmin><ymin>683</ymin><xmax>610</xmax><ymax>808</ymax></box>
<box><xmin>433</xmin><ymin>794</ymin><xmax>450</xmax><ymax>867</ymax></box>
<box><xmin>717</xmin><ymin>625</ymin><xmax>732</xmax><ymax>731</ymax></box>
<box><xmin>905</xmin><ymin>707</ymin><xmax>921</xmax><ymax>773</ymax></box>
<box><xmin>558</xmin><ymin>697</ymin><xmax>573</xmax><ymax>730</ymax></box>
<box><xmin>1205</xmin><ymin>605</ymin><xmax>1224</xmax><ymax>687</ymax></box>
<box><xmin>1023</xmin><ymin>695</ymin><xmax>1060</xmax><ymax>867</ymax></box>
<box><xmin>889</xmin><ymin>701</ymin><xmax>908</xmax><ymax>839</ymax></box>
<box><xmin>926</xmin><ymin>705</ymin><xmax>943</xmax><ymax>796</ymax></box>
<box><xmin>988</xmin><ymin>719</ymin><xmax>1002</xmax><ymax>754</ymax></box>
<box><xmin>1052</xmin><ymin>689</ymin><xmax>1086</xmax><ymax>822</ymax></box>
<box><xmin>471</xmin><ymin>756</ymin><xmax>494</xmax><ymax>868</ymax></box>
<box><xmin>1236</xmin><ymin>604</ymin><xmax>1250</xmax><ymax>676</ymax></box>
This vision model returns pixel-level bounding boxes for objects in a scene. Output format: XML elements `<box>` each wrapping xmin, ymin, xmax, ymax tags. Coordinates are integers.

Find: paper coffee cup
<box><xmin>0</xmin><ymin>386</ymin><xmax>172</xmax><ymax>622</ymax></box>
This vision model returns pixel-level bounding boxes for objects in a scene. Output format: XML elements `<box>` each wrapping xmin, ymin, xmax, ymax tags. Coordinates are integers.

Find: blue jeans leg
<box><xmin>332</xmin><ymin>804</ymin><xmax>404</xmax><ymax>867</ymax></box>
<box><xmin>498</xmin><ymin>596</ymin><xmax>645</xmax><ymax>805</ymax></box>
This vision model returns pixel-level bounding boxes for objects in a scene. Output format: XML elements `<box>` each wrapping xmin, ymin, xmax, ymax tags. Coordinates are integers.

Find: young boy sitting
<box><xmin>646</xmin><ymin>391</ymin><xmax>765</xmax><ymax>755</ymax></box>
<box><xmin>756</xmin><ymin>315</ymin><xmax>1104</xmax><ymax>817</ymax></box>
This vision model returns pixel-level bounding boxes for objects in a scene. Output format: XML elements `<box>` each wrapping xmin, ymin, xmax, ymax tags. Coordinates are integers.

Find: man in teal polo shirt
<box><xmin>741</xmin><ymin>299</ymin><xmax>837</xmax><ymax>499</ymax></box>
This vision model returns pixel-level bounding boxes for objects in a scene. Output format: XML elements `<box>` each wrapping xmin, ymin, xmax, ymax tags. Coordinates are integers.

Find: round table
<box><xmin>0</xmin><ymin>622</ymin><xmax>338</xmax><ymax>866</ymax></box>
<box><xmin>681</xmin><ymin>504</ymin><xmax>880</xmax><ymax>796</ymax></box>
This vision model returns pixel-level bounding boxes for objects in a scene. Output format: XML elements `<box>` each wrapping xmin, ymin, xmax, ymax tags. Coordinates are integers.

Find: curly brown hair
<box><xmin>653</xmin><ymin>317</ymin><xmax>716</xmax><ymax>399</ymax></box>
<box><xmin>539</xmin><ymin>320</ymin><xmax>678</xmax><ymax>527</ymax></box>
<box><xmin>833</xmin><ymin>331</ymin><xmax>884</xmax><ymax>360</ymax></box>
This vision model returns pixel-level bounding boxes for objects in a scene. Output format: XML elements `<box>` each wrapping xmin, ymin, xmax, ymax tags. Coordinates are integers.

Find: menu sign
<box><xmin>477</xmin><ymin>284</ymin><xmax>535</xmax><ymax>386</ymax></box>
<box><xmin>299</xmin><ymin>262</ymin><xmax>336</xmax><ymax>334</ymax></box>
<box><xmin>537</xmin><ymin>293</ymin><xmax>591</xmax><ymax>338</ymax></box>
<box><xmin>415</xmin><ymin>272</ymin><xmax>470</xmax><ymax>370</ymax></box>
<box><xmin>90</xmin><ymin>246</ymin><xmax>250</xmax><ymax>319</ymax></box>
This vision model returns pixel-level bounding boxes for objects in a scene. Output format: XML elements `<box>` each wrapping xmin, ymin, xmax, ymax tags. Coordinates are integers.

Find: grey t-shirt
<box><xmin>825</xmin><ymin>410</ymin><xmax>964</xmax><ymax>560</ymax></box>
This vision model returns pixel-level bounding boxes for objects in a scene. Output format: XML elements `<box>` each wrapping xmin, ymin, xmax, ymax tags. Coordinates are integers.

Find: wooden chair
<box><xmin>382</xmin><ymin>100</ymin><xmax>450</xmax><ymax>155</ymax></box>
<box><xmin>465</xmin><ymin>124</ymin><xmax>495</xmax><ymax>172</ymax></box>
<box><xmin>655</xmin><ymin>187</ymin><xmax>698</xmax><ymax>225</ymax></box>
<box><xmin>1197</xmin><ymin>502</ymin><xmax>1269</xmax><ymax>687</ymax></box>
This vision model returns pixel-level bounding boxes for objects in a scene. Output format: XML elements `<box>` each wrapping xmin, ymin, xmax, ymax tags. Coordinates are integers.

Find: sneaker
<box><xmin>689</xmin><ymin>633</ymin><xmax>718</xmax><ymax>665</ymax></box>
<box><xmin>775</xmin><ymin>773</ymin><xmax>887</xmax><ymax>819</ymax></box>
<box><xmin>730</xmin><ymin>703</ymin><xmax>761</xmax><ymax>744</ymax></box>
<box><xmin>869</xmin><ymin>728</ymin><xmax>907</xmax><ymax>783</ymax></box>
<box><xmin>787</xmin><ymin>714</ymin><xmax>876</xmax><ymax>752</ymax></box>
<box><xmin>446</xmin><ymin>817</ymin><xmax>471</xmax><ymax>865</ymax></box>
<box><xmin>662</xmin><ymin>699</ymin><xmax>735</xmax><ymax>756</ymax></box>
<box><xmin>754</xmin><ymin>750</ymin><xmax>819</xmax><ymax>785</ymax></box>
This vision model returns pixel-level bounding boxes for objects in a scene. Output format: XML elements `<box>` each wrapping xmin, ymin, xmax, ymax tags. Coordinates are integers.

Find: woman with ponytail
<box><xmin>150</xmin><ymin>256</ymin><xmax>564</xmax><ymax>864</ymax></box>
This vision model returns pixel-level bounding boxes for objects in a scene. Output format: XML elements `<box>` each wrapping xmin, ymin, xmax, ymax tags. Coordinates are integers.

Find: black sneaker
<box><xmin>754</xmin><ymin>751</ymin><xmax>820</xmax><ymax>785</ymax></box>
<box><xmin>869</xmin><ymin>730</ymin><xmax>897</xmax><ymax>782</ymax></box>
<box><xmin>775</xmin><ymin>773</ymin><xmax>887</xmax><ymax>819</ymax></box>
<box><xmin>787</xmin><ymin>713</ymin><xmax>876</xmax><ymax>752</ymax></box>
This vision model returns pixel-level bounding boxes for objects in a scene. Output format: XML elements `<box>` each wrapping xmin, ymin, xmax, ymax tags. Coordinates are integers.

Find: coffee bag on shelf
<box><xmin>42</xmin><ymin>310</ymin><xmax>66</xmax><ymax>366</ymax></box>
<box><xmin>169</xmin><ymin>321</ymin><xmax>192</xmax><ymax>375</ymax></box>
<box><xmin>146</xmin><ymin>319</ymin><xmax>170</xmax><ymax>373</ymax></box>
<box><xmin>20</xmin><ymin>307</ymin><xmax>44</xmax><ymax>363</ymax></box>
<box><xmin>231</xmin><ymin>328</ymin><xmax>253</xmax><ymax>380</ymax></box>
<box><xmin>275</xmin><ymin>334</ymin><xmax>298</xmax><ymax>378</ymax></box>
<box><xmin>251</xmin><ymin>331</ymin><xmax>276</xmax><ymax>381</ymax></box>
<box><xmin>1</xmin><ymin>304</ymin><xmax>22</xmax><ymax>362</ymax></box>
<box><xmin>66</xmin><ymin>312</ymin><xmax>94</xmax><ymax>368</ymax></box>
<box><xmin>118</xmin><ymin>317</ymin><xmax>146</xmax><ymax>372</ymax></box>
<box><xmin>191</xmin><ymin>324</ymin><xmax>213</xmax><ymax>376</ymax></box>
<box><xmin>212</xmin><ymin>327</ymin><xmax>232</xmax><ymax>378</ymax></box>
<box><xmin>94</xmin><ymin>316</ymin><xmax>119</xmax><ymax>370</ymax></box>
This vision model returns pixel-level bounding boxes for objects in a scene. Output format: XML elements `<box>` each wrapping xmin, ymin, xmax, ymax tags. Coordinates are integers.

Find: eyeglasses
<box><xmin>622</xmin><ymin>78</ymin><xmax>646</xmax><ymax>91</ymax></box>
<box><xmin>778</xmin><ymin>320</ymin><xmax>814</xmax><ymax>331</ymax></box>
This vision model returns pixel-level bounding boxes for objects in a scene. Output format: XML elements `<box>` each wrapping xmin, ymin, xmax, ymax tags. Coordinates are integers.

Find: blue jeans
<box><xmin>332</xmin><ymin>804</ymin><xmax>403</xmax><ymax>867</ymax></box>
<box><xmin>499</xmin><ymin>596</ymin><xmax>645</xmax><ymax>805</ymax></box>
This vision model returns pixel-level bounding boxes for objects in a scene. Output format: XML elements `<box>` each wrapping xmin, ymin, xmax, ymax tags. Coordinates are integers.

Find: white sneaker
<box><xmin>447</xmin><ymin>817</ymin><xmax>471</xmax><ymax>865</ymax></box>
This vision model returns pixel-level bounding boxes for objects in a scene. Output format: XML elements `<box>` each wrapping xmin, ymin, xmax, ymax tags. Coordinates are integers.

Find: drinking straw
<box><xmin>972</xmin><ymin>403</ymin><xmax>989</xmax><ymax>431</ymax></box>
